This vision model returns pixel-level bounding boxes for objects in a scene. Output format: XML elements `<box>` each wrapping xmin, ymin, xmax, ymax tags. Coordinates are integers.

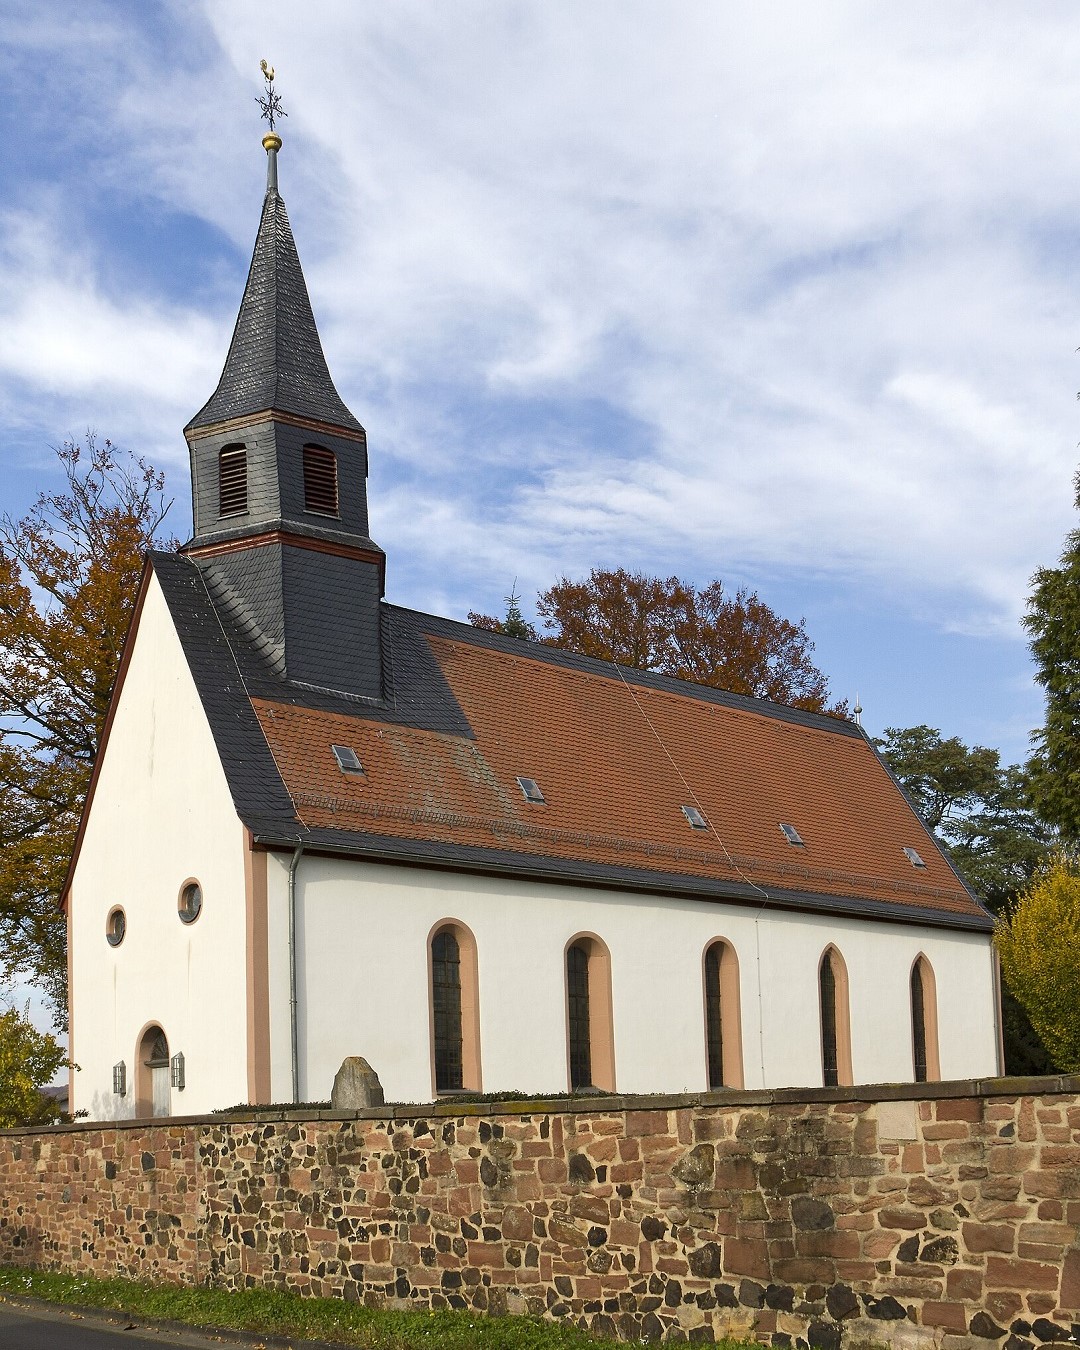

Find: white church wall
<box><xmin>276</xmin><ymin>853</ymin><xmax>998</xmax><ymax>1106</ymax></box>
<box><xmin>68</xmin><ymin>573</ymin><xmax>248</xmax><ymax>1119</ymax></box>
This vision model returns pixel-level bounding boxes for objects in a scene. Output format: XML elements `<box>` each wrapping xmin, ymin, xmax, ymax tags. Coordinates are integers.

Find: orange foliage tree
<box><xmin>529</xmin><ymin>567</ymin><xmax>845</xmax><ymax>714</ymax></box>
<box><xmin>0</xmin><ymin>436</ymin><xmax>172</xmax><ymax>1024</ymax></box>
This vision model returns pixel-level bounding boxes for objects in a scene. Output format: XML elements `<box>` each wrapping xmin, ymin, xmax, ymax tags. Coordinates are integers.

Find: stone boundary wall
<box><xmin>3</xmin><ymin>1078</ymin><xmax>1080</xmax><ymax>1346</ymax></box>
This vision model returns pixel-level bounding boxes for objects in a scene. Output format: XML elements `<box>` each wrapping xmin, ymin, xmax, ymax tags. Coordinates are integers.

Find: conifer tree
<box><xmin>468</xmin><ymin>582</ymin><xmax>538</xmax><ymax>641</ymax></box>
<box><xmin>1025</xmin><ymin>471</ymin><xmax>1080</xmax><ymax>839</ymax></box>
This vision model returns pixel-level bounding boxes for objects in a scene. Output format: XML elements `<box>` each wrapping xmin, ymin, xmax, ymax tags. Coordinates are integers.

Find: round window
<box><xmin>178</xmin><ymin>881</ymin><xmax>203</xmax><ymax>925</ymax></box>
<box><xmin>106</xmin><ymin>907</ymin><xmax>126</xmax><ymax>947</ymax></box>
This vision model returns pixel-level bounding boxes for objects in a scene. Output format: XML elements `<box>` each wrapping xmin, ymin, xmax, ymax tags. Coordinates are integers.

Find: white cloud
<box><xmin>5</xmin><ymin>0</ymin><xmax>1080</xmax><ymax>640</ymax></box>
<box><xmin>0</xmin><ymin>206</ymin><xmax>223</xmax><ymax>471</ymax></box>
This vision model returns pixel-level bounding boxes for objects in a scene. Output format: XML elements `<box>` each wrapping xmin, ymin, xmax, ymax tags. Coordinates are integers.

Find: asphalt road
<box><xmin>0</xmin><ymin>1298</ymin><xmax>287</xmax><ymax>1349</ymax></box>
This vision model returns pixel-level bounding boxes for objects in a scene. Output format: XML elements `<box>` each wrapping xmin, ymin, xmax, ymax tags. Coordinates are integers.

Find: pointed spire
<box><xmin>185</xmin><ymin>88</ymin><xmax>362</xmax><ymax>435</ymax></box>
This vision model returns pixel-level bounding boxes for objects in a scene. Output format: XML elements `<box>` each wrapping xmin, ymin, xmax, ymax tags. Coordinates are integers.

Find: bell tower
<box><xmin>182</xmin><ymin>83</ymin><xmax>385</xmax><ymax>701</ymax></box>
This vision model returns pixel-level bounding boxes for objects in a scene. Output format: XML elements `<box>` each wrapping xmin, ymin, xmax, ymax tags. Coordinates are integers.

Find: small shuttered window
<box><xmin>218</xmin><ymin>444</ymin><xmax>248</xmax><ymax>517</ymax></box>
<box><xmin>303</xmin><ymin>444</ymin><xmax>338</xmax><ymax>515</ymax></box>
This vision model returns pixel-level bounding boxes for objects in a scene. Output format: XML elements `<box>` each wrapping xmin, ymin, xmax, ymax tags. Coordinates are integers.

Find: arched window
<box><xmin>567</xmin><ymin>943</ymin><xmax>591</xmax><ymax>1088</ymax></box>
<box><xmin>819</xmin><ymin>946</ymin><xmax>852</xmax><ymax>1087</ymax></box>
<box><xmin>218</xmin><ymin>444</ymin><xmax>248</xmax><ymax>517</ymax></box>
<box><xmin>303</xmin><ymin>444</ymin><xmax>338</xmax><ymax>515</ymax></box>
<box><xmin>703</xmin><ymin>940</ymin><xmax>744</xmax><ymax>1089</ymax></box>
<box><xmin>564</xmin><ymin>934</ymin><xmax>615</xmax><ymax>1093</ymax></box>
<box><xmin>428</xmin><ymin>921</ymin><xmax>481</xmax><ymax>1095</ymax></box>
<box><xmin>135</xmin><ymin>1024</ymin><xmax>171</xmax><ymax>1119</ymax></box>
<box><xmin>911</xmin><ymin>955</ymin><xmax>940</xmax><ymax>1083</ymax></box>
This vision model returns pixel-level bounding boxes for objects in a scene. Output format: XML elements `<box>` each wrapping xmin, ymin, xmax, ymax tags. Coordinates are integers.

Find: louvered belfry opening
<box><xmin>303</xmin><ymin>443</ymin><xmax>338</xmax><ymax>515</ymax></box>
<box><xmin>218</xmin><ymin>444</ymin><xmax>248</xmax><ymax>516</ymax></box>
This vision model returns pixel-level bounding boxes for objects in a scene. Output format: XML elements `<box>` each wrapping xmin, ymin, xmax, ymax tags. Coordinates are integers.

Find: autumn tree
<box><xmin>0</xmin><ymin>1003</ymin><xmax>68</xmax><ymax>1128</ymax></box>
<box><xmin>0</xmin><ymin>436</ymin><xmax>172</xmax><ymax>1023</ymax></box>
<box><xmin>995</xmin><ymin>855</ymin><xmax>1080</xmax><ymax>1072</ymax></box>
<box><xmin>532</xmin><ymin>567</ymin><xmax>843</xmax><ymax>713</ymax></box>
<box><xmin>1025</xmin><ymin>470</ymin><xmax>1080</xmax><ymax>840</ymax></box>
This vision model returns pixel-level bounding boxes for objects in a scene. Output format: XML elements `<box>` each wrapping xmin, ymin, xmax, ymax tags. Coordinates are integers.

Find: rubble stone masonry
<box><xmin>3</xmin><ymin>1079</ymin><xmax>1080</xmax><ymax>1346</ymax></box>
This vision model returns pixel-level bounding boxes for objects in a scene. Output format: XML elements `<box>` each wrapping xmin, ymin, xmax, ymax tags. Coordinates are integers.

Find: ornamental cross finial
<box><xmin>257</xmin><ymin>59</ymin><xmax>287</xmax><ymax>132</ymax></box>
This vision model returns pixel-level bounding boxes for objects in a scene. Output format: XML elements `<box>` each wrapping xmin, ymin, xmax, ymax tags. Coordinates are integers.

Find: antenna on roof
<box><xmin>853</xmin><ymin>692</ymin><xmax>863</xmax><ymax>727</ymax></box>
<box><xmin>257</xmin><ymin>59</ymin><xmax>287</xmax><ymax>194</ymax></box>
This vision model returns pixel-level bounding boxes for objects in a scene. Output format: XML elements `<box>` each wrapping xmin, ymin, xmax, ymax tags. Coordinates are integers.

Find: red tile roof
<box><xmin>251</xmin><ymin>634</ymin><xmax>984</xmax><ymax>923</ymax></box>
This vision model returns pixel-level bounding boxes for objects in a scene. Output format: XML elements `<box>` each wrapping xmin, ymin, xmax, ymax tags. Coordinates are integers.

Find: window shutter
<box><xmin>303</xmin><ymin>444</ymin><xmax>338</xmax><ymax>514</ymax></box>
<box><xmin>218</xmin><ymin>445</ymin><xmax>248</xmax><ymax>516</ymax></box>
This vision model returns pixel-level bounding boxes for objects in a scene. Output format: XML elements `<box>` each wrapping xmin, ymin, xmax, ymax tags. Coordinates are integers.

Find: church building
<box><xmin>63</xmin><ymin>128</ymin><xmax>1000</xmax><ymax>1120</ymax></box>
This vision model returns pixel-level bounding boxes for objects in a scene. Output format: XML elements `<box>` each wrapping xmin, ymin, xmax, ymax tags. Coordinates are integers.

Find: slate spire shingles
<box><xmin>185</xmin><ymin>186</ymin><xmax>363</xmax><ymax>433</ymax></box>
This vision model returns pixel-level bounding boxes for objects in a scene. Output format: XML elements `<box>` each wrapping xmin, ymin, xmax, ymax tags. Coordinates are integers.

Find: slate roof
<box><xmin>149</xmin><ymin>549</ymin><xmax>993</xmax><ymax>933</ymax></box>
<box><xmin>185</xmin><ymin>189</ymin><xmax>364</xmax><ymax>434</ymax></box>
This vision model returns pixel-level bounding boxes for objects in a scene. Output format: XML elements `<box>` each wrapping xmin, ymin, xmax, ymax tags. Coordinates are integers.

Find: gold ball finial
<box><xmin>262</xmin><ymin>132</ymin><xmax>282</xmax><ymax>152</ymax></box>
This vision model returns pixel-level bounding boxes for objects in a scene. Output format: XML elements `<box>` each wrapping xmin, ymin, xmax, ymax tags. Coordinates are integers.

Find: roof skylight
<box><xmin>780</xmin><ymin>822</ymin><xmax>805</xmax><ymax>847</ymax></box>
<box><xmin>517</xmin><ymin>776</ymin><xmax>545</xmax><ymax>804</ymax></box>
<box><xmin>903</xmin><ymin>846</ymin><xmax>927</xmax><ymax>868</ymax></box>
<box><xmin>331</xmin><ymin>744</ymin><xmax>364</xmax><ymax>775</ymax></box>
<box><xmin>682</xmin><ymin>805</ymin><xmax>708</xmax><ymax>830</ymax></box>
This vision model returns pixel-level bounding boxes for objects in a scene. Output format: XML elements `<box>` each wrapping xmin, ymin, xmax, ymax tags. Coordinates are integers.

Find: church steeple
<box><xmin>185</xmin><ymin>159</ymin><xmax>362</xmax><ymax>436</ymax></box>
<box><xmin>183</xmin><ymin>78</ymin><xmax>385</xmax><ymax>702</ymax></box>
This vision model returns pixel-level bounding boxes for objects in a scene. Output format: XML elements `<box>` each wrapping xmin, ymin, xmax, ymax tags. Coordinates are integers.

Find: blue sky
<box><xmin>5</xmin><ymin>0</ymin><xmax>1080</xmax><ymax>786</ymax></box>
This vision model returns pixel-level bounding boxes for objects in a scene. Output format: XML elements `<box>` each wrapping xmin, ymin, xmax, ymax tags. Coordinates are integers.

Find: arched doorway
<box><xmin>136</xmin><ymin>1025</ymin><xmax>171</xmax><ymax>1118</ymax></box>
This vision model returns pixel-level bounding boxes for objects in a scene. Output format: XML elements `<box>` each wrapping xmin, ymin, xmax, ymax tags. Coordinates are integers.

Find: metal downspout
<box><xmin>288</xmin><ymin>844</ymin><xmax>304</xmax><ymax>1103</ymax></box>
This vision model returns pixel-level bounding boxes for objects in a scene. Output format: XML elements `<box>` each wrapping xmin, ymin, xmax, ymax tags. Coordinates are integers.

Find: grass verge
<box><xmin>0</xmin><ymin>1267</ymin><xmax>757</xmax><ymax>1348</ymax></box>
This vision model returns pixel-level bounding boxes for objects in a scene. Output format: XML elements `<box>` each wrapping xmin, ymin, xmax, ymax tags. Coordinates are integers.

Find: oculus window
<box><xmin>106</xmin><ymin>907</ymin><xmax>126</xmax><ymax>947</ymax></box>
<box><xmin>178</xmin><ymin>881</ymin><xmax>202</xmax><ymax>925</ymax></box>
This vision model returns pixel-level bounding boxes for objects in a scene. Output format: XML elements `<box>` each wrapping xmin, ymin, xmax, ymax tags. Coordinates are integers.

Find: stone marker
<box><xmin>331</xmin><ymin>1056</ymin><xmax>384</xmax><ymax>1109</ymax></box>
